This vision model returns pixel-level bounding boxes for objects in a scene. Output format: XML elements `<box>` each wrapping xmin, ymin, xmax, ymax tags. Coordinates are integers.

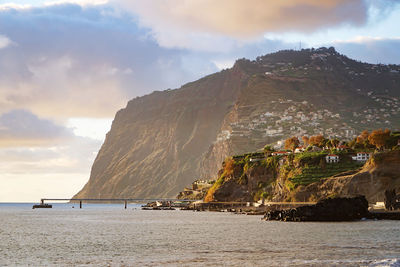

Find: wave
<box><xmin>365</xmin><ymin>258</ymin><xmax>400</xmax><ymax>267</ymax></box>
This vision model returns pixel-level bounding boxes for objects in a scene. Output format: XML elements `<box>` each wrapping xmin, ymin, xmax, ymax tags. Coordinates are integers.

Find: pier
<box><xmin>33</xmin><ymin>198</ymin><xmax>316</xmax><ymax>211</ymax></box>
<box><xmin>34</xmin><ymin>198</ymin><xmax>193</xmax><ymax>209</ymax></box>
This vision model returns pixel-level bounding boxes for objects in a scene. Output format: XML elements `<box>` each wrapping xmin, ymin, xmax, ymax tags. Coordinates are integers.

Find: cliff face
<box><xmin>74</xmin><ymin>65</ymin><xmax>249</xmax><ymax>198</ymax></box>
<box><xmin>75</xmin><ymin>47</ymin><xmax>400</xmax><ymax>199</ymax></box>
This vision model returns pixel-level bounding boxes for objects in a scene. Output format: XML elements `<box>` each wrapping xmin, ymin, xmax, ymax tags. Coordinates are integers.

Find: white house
<box><xmin>272</xmin><ymin>151</ymin><xmax>290</xmax><ymax>156</ymax></box>
<box><xmin>352</xmin><ymin>152</ymin><xmax>371</xmax><ymax>161</ymax></box>
<box><xmin>326</xmin><ymin>154</ymin><xmax>339</xmax><ymax>163</ymax></box>
<box><xmin>295</xmin><ymin>146</ymin><xmax>306</xmax><ymax>153</ymax></box>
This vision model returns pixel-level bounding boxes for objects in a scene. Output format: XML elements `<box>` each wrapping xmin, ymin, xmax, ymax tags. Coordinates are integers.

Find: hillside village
<box><xmin>219</xmin><ymin>95</ymin><xmax>400</xmax><ymax>143</ymax></box>
<box><xmin>221</xmin><ymin>99</ymin><xmax>356</xmax><ymax>141</ymax></box>
<box><xmin>214</xmin><ymin>47</ymin><xmax>400</xmax><ymax>155</ymax></box>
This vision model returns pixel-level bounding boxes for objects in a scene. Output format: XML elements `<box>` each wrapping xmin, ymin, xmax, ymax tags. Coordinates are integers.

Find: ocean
<box><xmin>0</xmin><ymin>203</ymin><xmax>399</xmax><ymax>266</ymax></box>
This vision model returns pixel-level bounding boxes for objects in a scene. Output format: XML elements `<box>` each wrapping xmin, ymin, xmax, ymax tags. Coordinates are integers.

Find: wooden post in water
<box><xmin>124</xmin><ymin>200</ymin><xmax>127</xmax><ymax>209</ymax></box>
<box><xmin>79</xmin><ymin>200</ymin><xmax>82</xmax><ymax>209</ymax></box>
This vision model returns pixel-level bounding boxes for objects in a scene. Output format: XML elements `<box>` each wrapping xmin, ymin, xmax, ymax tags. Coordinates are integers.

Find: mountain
<box><xmin>74</xmin><ymin>47</ymin><xmax>400</xmax><ymax>199</ymax></box>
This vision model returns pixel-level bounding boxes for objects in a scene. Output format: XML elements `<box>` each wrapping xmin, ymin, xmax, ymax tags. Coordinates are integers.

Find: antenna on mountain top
<box><xmin>299</xmin><ymin>41</ymin><xmax>302</xmax><ymax>50</ymax></box>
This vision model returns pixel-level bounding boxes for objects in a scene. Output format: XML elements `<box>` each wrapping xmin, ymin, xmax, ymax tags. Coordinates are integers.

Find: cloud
<box><xmin>0</xmin><ymin>109</ymin><xmax>74</xmax><ymax>147</ymax></box>
<box><xmin>0</xmin><ymin>136</ymin><xmax>101</xmax><ymax>173</ymax></box>
<box><xmin>0</xmin><ymin>109</ymin><xmax>102</xmax><ymax>181</ymax></box>
<box><xmin>115</xmin><ymin>0</ymin><xmax>371</xmax><ymax>49</ymax></box>
<box><xmin>0</xmin><ymin>34</ymin><xmax>12</xmax><ymax>49</ymax></box>
<box><xmin>333</xmin><ymin>36</ymin><xmax>400</xmax><ymax>64</ymax></box>
<box><xmin>0</xmin><ymin>3</ymin><xmax>31</xmax><ymax>10</ymax></box>
<box><xmin>0</xmin><ymin>0</ymin><xmax>107</xmax><ymax>10</ymax></box>
<box><xmin>2</xmin><ymin>2</ymin><xmax>395</xmax><ymax>122</ymax></box>
<box><xmin>0</xmin><ymin>134</ymin><xmax>102</xmax><ymax>201</ymax></box>
<box><xmin>334</xmin><ymin>36</ymin><xmax>400</xmax><ymax>44</ymax></box>
<box><xmin>0</xmin><ymin>3</ymin><xmax>221</xmax><ymax>119</ymax></box>
<box><xmin>1</xmin><ymin>173</ymin><xmax>89</xmax><ymax>202</ymax></box>
<box><xmin>44</xmin><ymin>0</ymin><xmax>109</xmax><ymax>6</ymax></box>
<box><xmin>0</xmin><ymin>108</ymin><xmax>103</xmax><ymax>201</ymax></box>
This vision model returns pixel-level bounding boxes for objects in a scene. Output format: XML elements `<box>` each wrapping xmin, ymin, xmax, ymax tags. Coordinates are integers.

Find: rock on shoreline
<box><xmin>263</xmin><ymin>196</ymin><xmax>369</xmax><ymax>222</ymax></box>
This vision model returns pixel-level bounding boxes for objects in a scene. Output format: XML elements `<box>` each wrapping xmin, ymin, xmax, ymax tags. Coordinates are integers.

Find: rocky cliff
<box><xmin>75</xmin><ymin>64</ymin><xmax>248</xmax><ymax>198</ymax></box>
<box><xmin>292</xmin><ymin>150</ymin><xmax>400</xmax><ymax>203</ymax></box>
<box><xmin>75</xmin><ymin>47</ymin><xmax>400</xmax><ymax>199</ymax></box>
<box><xmin>204</xmin><ymin>150</ymin><xmax>400</xmax><ymax>204</ymax></box>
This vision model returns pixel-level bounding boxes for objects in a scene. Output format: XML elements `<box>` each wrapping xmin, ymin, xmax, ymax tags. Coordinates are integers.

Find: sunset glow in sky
<box><xmin>1</xmin><ymin>0</ymin><xmax>400</xmax><ymax>202</ymax></box>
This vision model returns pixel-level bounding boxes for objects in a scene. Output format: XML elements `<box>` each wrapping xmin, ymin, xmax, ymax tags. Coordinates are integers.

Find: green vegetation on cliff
<box><xmin>203</xmin><ymin>130</ymin><xmax>400</xmax><ymax>203</ymax></box>
<box><xmin>204</xmin><ymin>153</ymin><xmax>279</xmax><ymax>202</ymax></box>
<box><xmin>288</xmin><ymin>160</ymin><xmax>363</xmax><ymax>187</ymax></box>
<box><xmin>286</xmin><ymin>151</ymin><xmax>364</xmax><ymax>187</ymax></box>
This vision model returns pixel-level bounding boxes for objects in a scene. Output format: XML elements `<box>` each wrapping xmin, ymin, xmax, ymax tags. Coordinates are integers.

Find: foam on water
<box><xmin>366</xmin><ymin>259</ymin><xmax>400</xmax><ymax>267</ymax></box>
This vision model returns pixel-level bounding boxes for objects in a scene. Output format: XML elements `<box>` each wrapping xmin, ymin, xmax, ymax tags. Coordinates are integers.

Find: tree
<box><xmin>309</xmin><ymin>135</ymin><xmax>325</xmax><ymax>147</ymax></box>
<box><xmin>330</xmin><ymin>139</ymin><xmax>340</xmax><ymax>148</ymax></box>
<box><xmin>284</xmin><ymin>136</ymin><xmax>300</xmax><ymax>152</ymax></box>
<box><xmin>357</xmin><ymin>130</ymin><xmax>370</xmax><ymax>144</ymax></box>
<box><xmin>360</xmin><ymin>130</ymin><xmax>370</xmax><ymax>140</ymax></box>
<box><xmin>385</xmin><ymin>134</ymin><xmax>400</xmax><ymax>149</ymax></box>
<box><xmin>302</xmin><ymin>136</ymin><xmax>309</xmax><ymax>146</ymax></box>
<box><xmin>325</xmin><ymin>139</ymin><xmax>334</xmax><ymax>148</ymax></box>
<box><xmin>368</xmin><ymin>129</ymin><xmax>391</xmax><ymax>150</ymax></box>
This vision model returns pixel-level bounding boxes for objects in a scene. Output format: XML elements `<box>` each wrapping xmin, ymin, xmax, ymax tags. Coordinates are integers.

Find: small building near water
<box><xmin>272</xmin><ymin>151</ymin><xmax>291</xmax><ymax>156</ymax></box>
<box><xmin>352</xmin><ymin>152</ymin><xmax>371</xmax><ymax>162</ymax></box>
<box><xmin>326</xmin><ymin>154</ymin><xmax>339</xmax><ymax>163</ymax></box>
<box><xmin>295</xmin><ymin>146</ymin><xmax>306</xmax><ymax>153</ymax></box>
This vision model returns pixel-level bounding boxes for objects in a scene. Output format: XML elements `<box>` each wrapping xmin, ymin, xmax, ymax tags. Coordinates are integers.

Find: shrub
<box><xmin>258</xmin><ymin>181</ymin><xmax>267</xmax><ymax>189</ymax></box>
<box><xmin>285</xmin><ymin>179</ymin><xmax>295</xmax><ymax>191</ymax></box>
<box><xmin>204</xmin><ymin>176</ymin><xmax>225</xmax><ymax>202</ymax></box>
<box><xmin>254</xmin><ymin>189</ymin><xmax>270</xmax><ymax>201</ymax></box>
<box><xmin>238</xmin><ymin>174</ymin><xmax>248</xmax><ymax>185</ymax></box>
<box><xmin>224</xmin><ymin>157</ymin><xmax>235</xmax><ymax>175</ymax></box>
<box><xmin>261</xmin><ymin>192</ymin><xmax>270</xmax><ymax>200</ymax></box>
<box><xmin>294</xmin><ymin>151</ymin><xmax>327</xmax><ymax>165</ymax></box>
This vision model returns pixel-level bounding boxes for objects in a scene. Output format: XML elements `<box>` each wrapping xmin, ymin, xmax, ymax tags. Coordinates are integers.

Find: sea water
<box><xmin>0</xmin><ymin>203</ymin><xmax>399</xmax><ymax>266</ymax></box>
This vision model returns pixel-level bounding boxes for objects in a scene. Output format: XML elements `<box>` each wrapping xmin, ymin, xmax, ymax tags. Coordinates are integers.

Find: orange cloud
<box><xmin>118</xmin><ymin>0</ymin><xmax>368</xmax><ymax>38</ymax></box>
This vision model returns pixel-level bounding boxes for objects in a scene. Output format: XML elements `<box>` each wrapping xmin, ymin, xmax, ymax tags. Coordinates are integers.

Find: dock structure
<box><xmin>35</xmin><ymin>198</ymin><xmax>194</xmax><ymax>209</ymax></box>
<box><xmin>34</xmin><ymin>198</ymin><xmax>317</xmax><ymax>211</ymax></box>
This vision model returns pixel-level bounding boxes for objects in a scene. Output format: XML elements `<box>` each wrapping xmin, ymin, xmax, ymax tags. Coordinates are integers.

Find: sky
<box><xmin>0</xmin><ymin>0</ymin><xmax>400</xmax><ymax>202</ymax></box>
